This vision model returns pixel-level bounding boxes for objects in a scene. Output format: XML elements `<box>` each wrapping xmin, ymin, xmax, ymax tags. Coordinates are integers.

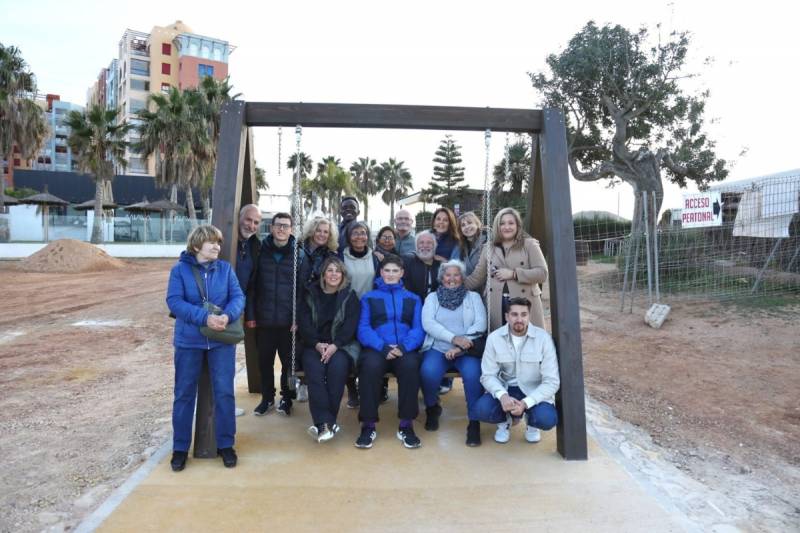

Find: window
<box><xmin>162</xmin><ymin>43</ymin><xmax>171</xmax><ymax>55</ymax></box>
<box><xmin>130</xmin><ymin>99</ymin><xmax>146</xmax><ymax>113</ymax></box>
<box><xmin>128</xmin><ymin>157</ymin><xmax>148</xmax><ymax>173</ymax></box>
<box><xmin>161</xmin><ymin>62</ymin><xmax>171</xmax><ymax>75</ymax></box>
<box><xmin>130</xmin><ymin>59</ymin><xmax>149</xmax><ymax>76</ymax></box>
<box><xmin>198</xmin><ymin>64</ymin><xmax>214</xmax><ymax>78</ymax></box>
<box><xmin>161</xmin><ymin>83</ymin><xmax>170</xmax><ymax>94</ymax></box>
<box><xmin>130</xmin><ymin>79</ymin><xmax>149</xmax><ymax>91</ymax></box>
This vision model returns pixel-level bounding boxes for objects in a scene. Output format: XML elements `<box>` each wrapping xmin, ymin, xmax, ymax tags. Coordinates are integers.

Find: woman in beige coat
<box><xmin>465</xmin><ymin>207</ymin><xmax>548</xmax><ymax>330</ymax></box>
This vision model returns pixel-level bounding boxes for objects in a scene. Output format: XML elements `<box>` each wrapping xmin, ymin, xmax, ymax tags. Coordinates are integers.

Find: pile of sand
<box><xmin>17</xmin><ymin>239</ymin><xmax>127</xmax><ymax>273</ymax></box>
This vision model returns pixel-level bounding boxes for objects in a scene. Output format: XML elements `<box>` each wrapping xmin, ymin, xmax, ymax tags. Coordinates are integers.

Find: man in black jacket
<box><xmin>402</xmin><ymin>231</ymin><xmax>440</xmax><ymax>302</ymax></box>
<box><xmin>252</xmin><ymin>212</ymin><xmax>307</xmax><ymax>417</ymax></box>
<box><xmin>337</xmin><ymin>196</ymin><xmax>360</xmax><ymax>253</ymax></box>
<box><xmin>236</xmin><ymin>204</ymin><xmax>262</xmax><ymax>416</ymax></box>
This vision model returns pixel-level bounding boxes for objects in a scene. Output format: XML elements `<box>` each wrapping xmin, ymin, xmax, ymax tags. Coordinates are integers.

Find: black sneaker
<box><xmin>425</xmin><ymin>404</ymin><xmax>442</xmax><ymax>431</ymax></box>
<box><xmin>354</xmin><ymin>426</ymin><xmax>377</xmax><ymax>449</ymax></box>
<box><xmin>346</xmin><ymin>384</ymin><xmax>360</xmax><ymax>409</ymax></box>
<box><xmin>170</xmin><ymin>451</ymin><xmax>188</xmax><ymax>472</ymax></box>
<box><xmin>217</xmin><ymin>447</ymin><xmax>237</xmax><ymax>468</ymax></box>
<box><xmin>276</xmin><ymin>398</ymin><xmax>292</xmax><ymax>416</ymax></box>
<box><xmin>253</xmin><ymin>399</ymin><xmax>274</xmax><ymax>416</ymax></box>
<box><xmin>466</xmin><ymin>420</ymin><xmax>481</xmax><ymax>447</ymax></box>
<box><xmin>396</xmin><ymin>425</ymin><xmax>421</xmax><ymax>449</ymax></box>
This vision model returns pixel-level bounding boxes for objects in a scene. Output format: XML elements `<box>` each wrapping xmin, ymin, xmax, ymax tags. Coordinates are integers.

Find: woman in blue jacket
<box><xmin>166</xmin><ymin>225</ymin><xmax>244</xmax><ymax>471</ymax></box>
<box><xmin>355</xmin><ymin>254</ymin><xmax>424</xmax><ymax>450</ymax></box>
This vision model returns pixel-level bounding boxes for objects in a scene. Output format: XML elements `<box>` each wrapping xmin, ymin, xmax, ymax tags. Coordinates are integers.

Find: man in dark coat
<box><xmin>337</xmin><ymin>196</ymin><xmax>360</xmax><ymax>254</ymax></box>
<box><xmin>251</xmin><ymin>212</ymin><xmax>307</xmax><ymax>417</ymax></box>
<box><xmin>237</xmin><ymin>204</ymin><xmax>262</xmax><ymax>415</ymax></box>
<box><xmin>402</xmin><ymin>231</ymin><xmax>441</xmax><ymax>303</ymax></box>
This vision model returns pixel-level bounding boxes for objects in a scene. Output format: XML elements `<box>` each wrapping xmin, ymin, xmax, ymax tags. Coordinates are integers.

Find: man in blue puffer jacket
<box><xmin>355</xmin><ymin>254</ymin><xmax>424</xmax><ymax>449</ymax></box>
<box><xmin>166</xmin><ymin>225</ymin><xmax>244</xmax><ymax>471</ymax></box>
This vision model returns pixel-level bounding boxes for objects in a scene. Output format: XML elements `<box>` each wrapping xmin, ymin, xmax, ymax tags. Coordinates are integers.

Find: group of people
<box><xmin>165</xmin><ymin>197</ymin><xmax>561</xmax><ymax>470</ymax></box>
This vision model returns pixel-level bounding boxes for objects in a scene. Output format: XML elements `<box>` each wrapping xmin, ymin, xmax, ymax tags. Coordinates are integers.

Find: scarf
<box><xmin>437</xmin><ymin>284</ymin><xmax>467</xmax><ymax>310</ymax></box>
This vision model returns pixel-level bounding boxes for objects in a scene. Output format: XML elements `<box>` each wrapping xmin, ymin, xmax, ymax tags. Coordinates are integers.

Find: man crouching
<box><xmin>470</xmin><ymin>297</ymin><xmax>560</xmax><ymax>444</ymax></box>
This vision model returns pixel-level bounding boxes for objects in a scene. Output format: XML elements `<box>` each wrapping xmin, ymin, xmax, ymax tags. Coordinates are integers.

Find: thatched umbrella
<box><xmin>1</xmin><ymin>192</ymin><xmax>20</xmax><ymax>206</ymax></box>
<box><xmin>73</xmin><ymin>199</ymin><xmax>119</xmax><ymax>211</ymax></box>
<box><xmin>123</xmin><ymin>196</ymin><xmax>158</xmax><ymax>243</ymax></box>
<box><xmin>145</xmin><ymin>199</ymin><xmax>187</xmax><ymax>242</ymax></box>
<box><xmin>20</xmin><ymin>186</ymin><xmax>69</xmax><ymax>242</ymax></box>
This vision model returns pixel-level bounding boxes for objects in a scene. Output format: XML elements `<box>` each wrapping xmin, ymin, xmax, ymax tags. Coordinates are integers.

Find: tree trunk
<box><xmin>363</xmin><ymin>197</ymin><xmax>369</xmax><ymax>225</ymax></box>
<box><xmin>186</xmin><ymin>185</ymin><xmax>198</xmax><ymax>228</ymax></box>
<box><xmin>90</xmin><ymin>179</ymin><xmax>105</xmax><ymax>244</ymax></box>
<box><xmin>201</xmin><ymin>189</ymin><xmax>211</xmax><ymax>221</ymax></box>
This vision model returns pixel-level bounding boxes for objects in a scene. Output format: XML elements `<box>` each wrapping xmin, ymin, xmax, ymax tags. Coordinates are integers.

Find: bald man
<box><xmin>237</xmin><ymin>204</ymin><xmax>263</xmax><ymax>414</ymax></box>
<box><xmin>394</xmin><ymin>209</ymin><xmax>416</xmax><ymax>256</ymax></box>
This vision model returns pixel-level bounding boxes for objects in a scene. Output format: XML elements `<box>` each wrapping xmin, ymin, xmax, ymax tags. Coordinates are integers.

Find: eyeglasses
<box><xmin>272</xmin><ymin>223</ymin><xmax>291</xmax><ymax>230</ymax></box>
<box><xmin>350</xmin><ymin>231</ymin><xmax>368</xmax><ymax>237</ymax></box>
<box><xmin>379</xmin><ymin>235</ymin><xmax>395</xmax><ymax>241</ymax></box>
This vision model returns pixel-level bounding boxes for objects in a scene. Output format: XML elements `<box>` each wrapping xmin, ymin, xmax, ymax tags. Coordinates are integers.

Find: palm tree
<box><xmin>316</xmin><ymin>159</ymin><xmax>355</xmax><ymax>218</ymax></box>
<box><xmin>349</xmin><ymin>156</ymin><xmax>379</xmax><ymax>222</ymax></box>
<box><xmin>492</xmin><ymin>136</ymin><xmax>531</xmax><ymax>196</ymax></box>
<box><xmin>0</xmin><ymin>43</ymin><xmax>48</xmax><ymax>209</ymax></box>
<box><xmin>136</xmin><ymin>87</ymin><xmax>211</xmax><ymax>225</ymax></box>
<box><xmin>287</xmin><ymin>151</ymin><xmax>314</xmax><ymax>213</ymax></box>
<box><xmin>65</xmin><ymin>105</ymin><xmax>131</xmax><ymax>243</ymax></box>
<box><xmin>377</xmin><ymin>158</ymin><xmax>413</xmax><ymax>222</ymax></box>
<box><xmin>196</xmin><ymin>76</ymin><xmax>239</xmax><ymax>208</ymax></box>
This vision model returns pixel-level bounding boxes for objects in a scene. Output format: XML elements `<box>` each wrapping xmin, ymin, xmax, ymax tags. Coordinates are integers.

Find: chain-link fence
<box><xmin>577</xmin><ymin>173</ymin><xmax>800</xmax><ymax>307</ymax></box>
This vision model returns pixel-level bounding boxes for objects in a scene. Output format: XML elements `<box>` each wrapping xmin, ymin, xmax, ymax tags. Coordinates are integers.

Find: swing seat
<box><xmin>292</xmin><ymin>369</ymin><xmax>461</xmax><ymax>378</ymax></box>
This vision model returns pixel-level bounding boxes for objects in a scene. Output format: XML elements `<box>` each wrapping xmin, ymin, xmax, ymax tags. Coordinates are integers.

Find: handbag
<box><xmin>463</xmin><ymin>333</ymin><xmax>487</xmax><ymax>358</ymax></box>
<box><xmin>190</xmin><ymin>266</ymin><xmax>245</xmax><ymax>345</ymax></box>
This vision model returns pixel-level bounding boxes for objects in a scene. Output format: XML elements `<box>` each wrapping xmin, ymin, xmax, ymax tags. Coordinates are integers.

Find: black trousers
<box><xmin>256</xmin><ymin>326</ymin><xmax>297</xmax><ymax>401</ymax></box>
<box><xmin>302</xmin><ymin>348</ymin><xmax>352</xmax><ymax>426</ymax></box>
<box><xmin>357</xmin><ymin>349</ymin><xmax>421</xmax><ymax>423</ymax></box>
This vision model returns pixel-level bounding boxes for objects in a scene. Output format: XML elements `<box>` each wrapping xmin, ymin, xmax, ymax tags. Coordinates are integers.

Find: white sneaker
<box><xmin>297</xmin><ymin>383</ymin><xmax>308</xmax><ymax>402</ymax></box>
<box><xmin>525</xmin><ymin>426</ymin><xmax>541</xmax><ymax>443</ymax></box>
<box><xmin>318</xmin><ymin>423</ymin><xmax>336</xmax><ymax>443</ymax></box>
<box><xmin>494</xmin><ymin>421</ymin><xmax>511</xmax><ymax>443</ymax></box>
<box><xmin>235</xmin><ymin>407</ymin><xmax>245</xmax><ymax>417</ymax></box>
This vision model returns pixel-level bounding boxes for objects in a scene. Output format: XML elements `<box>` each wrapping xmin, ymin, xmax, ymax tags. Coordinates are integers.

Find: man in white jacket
<box><xmin>471</xmin><ymin>297</ymin><xmax>560</xmax><ymax>444</ymax></box>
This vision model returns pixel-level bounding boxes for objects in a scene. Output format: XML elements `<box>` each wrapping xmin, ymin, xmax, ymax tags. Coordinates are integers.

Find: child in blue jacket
<box><xmin>355</xmin><ymin>254</ymin><xmax>424</xmax><ymax>449</ymax></box>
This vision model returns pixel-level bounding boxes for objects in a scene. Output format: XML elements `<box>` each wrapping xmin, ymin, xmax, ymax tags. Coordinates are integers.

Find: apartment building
<box><xmin>2</xmin><ymin>93</ymin><xmax>82</xmax><ymax>187</ymax></box>
<box><xmin>89</xmin><ymin>20</ymin><xmax>233</xmax><ymax>176</ymax></box>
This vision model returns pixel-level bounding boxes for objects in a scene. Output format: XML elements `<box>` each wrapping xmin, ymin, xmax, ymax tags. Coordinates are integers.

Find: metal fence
<box><xmin>577</xmin><ymin>174</ymin><xmax>800</xmax><ymax>308</ymax></box>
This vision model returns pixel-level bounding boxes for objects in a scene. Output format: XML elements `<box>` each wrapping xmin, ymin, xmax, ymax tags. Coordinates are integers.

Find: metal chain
<box><xmin>277</xmin><ymin>127</ymin><xmax>282</xmax><ymax>177</ymax></box>
<box><xmin>483</xmin><ymin>129</ymin><xmax>493</xmax><ymax>309</ymax></box>
<box><xmin>289</xmin><ymin>125</ymin><xmax>302</xmax><ymax>391</ymax></box>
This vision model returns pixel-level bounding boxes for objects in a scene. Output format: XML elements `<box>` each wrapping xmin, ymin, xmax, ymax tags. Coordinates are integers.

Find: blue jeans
<box><xmin>172</xmin><ymin>345</ymin><xmax>236</xmax><ymax>452</ymax></box>
<box><xmin>470</xmin><ymin>386</ymin><xmax>558</xmax><ymax>430</ymax></box>
<box><xmin>420</xmin><ymin>349</ymin><xmax>483</xmax><ymax>417</ymax></box>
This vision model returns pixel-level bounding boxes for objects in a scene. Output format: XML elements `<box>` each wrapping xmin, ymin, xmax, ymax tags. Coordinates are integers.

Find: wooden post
<box><xmin>534</xmin><ymin>109</ymin><xmax>588</xmax><ymax>460</ymax></box>
<box><xmin>194</xmin><ymin>101</ymin><xmax>247</xmax><ymax>458</ymax></box>
<box><xmin>241</xmin><ymin>128</ymin><xmax>262</xmax><ymax>393</ymax></box>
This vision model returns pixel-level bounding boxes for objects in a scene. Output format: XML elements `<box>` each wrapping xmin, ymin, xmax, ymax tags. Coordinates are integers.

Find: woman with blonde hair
<box><xmin>465</xmin><ymin>207</ymin><xmax>548</xmax><ymax>330</ymax></box>
<box><xmin>301</xmin><ymin>216</ymin><xmax>339</xmax><ymax>289</ymax></box>
<box><xmin>458</xmin><ymin>211</ymin><xmax>487</xmax><ymax>277</ymax></box>
<box><xmin>166</xmin><ymin>225</ymin><xmax>244</xmax><ymax>471</ymax></box>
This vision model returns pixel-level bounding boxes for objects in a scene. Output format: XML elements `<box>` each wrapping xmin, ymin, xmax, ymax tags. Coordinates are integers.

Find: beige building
<box><xmin>89</xmin><ymin>21</ymin><xmax>234</xmax><ymax>176</ymax></box>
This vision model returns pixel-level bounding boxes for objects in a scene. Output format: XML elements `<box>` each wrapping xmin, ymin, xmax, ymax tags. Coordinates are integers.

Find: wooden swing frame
<box><xmin>194</xmin><ymin>101</ymin><xmax>588</xmax><ymax>460</ymax></box>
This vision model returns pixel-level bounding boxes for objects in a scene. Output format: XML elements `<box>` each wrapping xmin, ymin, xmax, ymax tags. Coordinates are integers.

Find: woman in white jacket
<box><xmin>419</xmin><ymin>259</ymin><xmax>487</xmax><ymax>446</ymax></box>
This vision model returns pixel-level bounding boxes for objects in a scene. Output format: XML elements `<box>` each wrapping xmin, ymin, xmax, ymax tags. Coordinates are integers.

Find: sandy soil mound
<box><xmin>17</xmin><ymin>239</ymin><xmax>127</xmax><ymax>273</ymax></box>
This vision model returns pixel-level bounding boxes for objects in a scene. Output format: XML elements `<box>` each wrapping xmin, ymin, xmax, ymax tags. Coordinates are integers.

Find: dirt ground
<box><xmin>0</xmin><ymin>258</ymin><xmax>798</xmax><ymax>532</ymax></box>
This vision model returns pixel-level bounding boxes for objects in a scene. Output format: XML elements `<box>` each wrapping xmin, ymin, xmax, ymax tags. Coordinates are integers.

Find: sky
<box><xmin>2</xmin><ymin>0</ymin><xmax>798</xmax><ymax>225</ymax></box>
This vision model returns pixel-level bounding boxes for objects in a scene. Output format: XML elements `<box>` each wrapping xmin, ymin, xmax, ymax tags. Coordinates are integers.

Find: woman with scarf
<box><xmin>419</xmin><ymin>259</ymin><xmax>487</xmax><ymax>446</ymax></box>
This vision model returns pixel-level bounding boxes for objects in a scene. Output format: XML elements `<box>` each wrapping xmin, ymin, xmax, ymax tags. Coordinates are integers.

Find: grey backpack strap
<box><xmin>190</xmin><ymin>265</ymin><xmax>207</xmax><ymax>302</ymax></box>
